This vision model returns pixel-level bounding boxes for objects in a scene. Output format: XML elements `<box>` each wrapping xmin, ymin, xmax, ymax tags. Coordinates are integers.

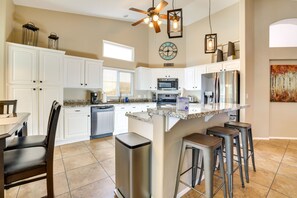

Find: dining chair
<box><xmin>0</xmin><ymin>100</ymin><xmax>17</xmax><ymax>114</ymax></box>
<box><xmin>5</xmin><ymin>101</ymin><xmax>58</xmax><ymax>150</ymax></box>
<box><xmin>3</xmin><ymin>102</ymin><xmax>61</xmax><ymax>198</ymax></box>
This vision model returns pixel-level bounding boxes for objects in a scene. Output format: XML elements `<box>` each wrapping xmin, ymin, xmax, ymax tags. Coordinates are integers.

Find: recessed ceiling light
<box><xmin>123</xmin><ymin>14</ymin><xmax>129</xmax><ymax>18</ymax></box>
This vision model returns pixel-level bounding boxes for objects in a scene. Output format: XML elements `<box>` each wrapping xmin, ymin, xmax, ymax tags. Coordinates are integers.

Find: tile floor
<box><xmin>5</xmin><ymin>138</ymin><xmax>297</xmax><ymax>198</ymax></box>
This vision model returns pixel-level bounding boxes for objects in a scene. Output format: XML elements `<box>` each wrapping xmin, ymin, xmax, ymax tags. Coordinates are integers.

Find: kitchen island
<box><xmin>126</xmin><ymin>103</ymin><xmax>249</xmax><ymax>198</ymax></box>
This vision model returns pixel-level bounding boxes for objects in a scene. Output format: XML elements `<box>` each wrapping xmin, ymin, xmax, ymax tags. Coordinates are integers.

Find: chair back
<box><xmin>46</xmin><ymin>101</ymin><xmax>58</xmax><ymax>133</ymax></box>
<box><xmin>0</xmin><ymin>100</ymin><xmax>17</xmax><ymax>114</ymax></box>
<box><xmin>45</xmin><ymin>102</ymin><xmax>61</xmax><ymax>163</ymax></box>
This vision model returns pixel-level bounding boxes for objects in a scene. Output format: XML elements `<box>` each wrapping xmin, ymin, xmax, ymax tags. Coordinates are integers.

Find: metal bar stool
<box><xmin>174</xmin><ymin>133</ymin><xmax>227</xmax><ymax>198</ymax></box>
<box><xmin>224</xmin><ymin>121</ymin><xmax>256</xmax><ymax>183</ymax></box>
<box><xmin>206</xmin><ymin>126</ymin><xmax>245</xmax><ymax>198</ymax></box>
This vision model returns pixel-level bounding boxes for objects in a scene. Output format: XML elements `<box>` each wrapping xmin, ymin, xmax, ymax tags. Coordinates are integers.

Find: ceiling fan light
<box><xmin>149</xmin><ymin>21</ymin><xmax>154</xmax><ymax>28</ymax></box>
<box><xmin>152</xmin><ymin>14</ymin><xmax>159</xmax><ymax>22</ymax></box>
<box><xmin>158</xmin><ymin>20</ymin><xmax>162</xmax><ymax>25</ymax></box>
<box><xmin>144</xmin><ymin>17</ymin><xmax>150</xmax><ymax>24</ymax></box>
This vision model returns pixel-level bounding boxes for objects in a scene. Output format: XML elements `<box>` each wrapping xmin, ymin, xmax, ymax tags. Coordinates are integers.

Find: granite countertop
<box><xmin>63</xmin><ymin>100</ymin><xmax>155</xmax><ymax>108</ymax></box>
<box><xmin>144</xmin><ymin>103</ymin><xmax>249</xmax><ymax>120</ymax></box>
<box><xmin>125</xmin><ymin>103</ymin><xmax>249</xmax><ymax>122</ymax></box>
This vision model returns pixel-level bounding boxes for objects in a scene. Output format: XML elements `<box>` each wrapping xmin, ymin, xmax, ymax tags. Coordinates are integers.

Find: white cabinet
<box><xmin>64</xmin><ymin>55</ymin><xmax>103</xmax><ymax>89</ymax></box>
<box><xmin>184</xmin><ymin>66</ymin><xmax>206</xmax><ymax>90</ymax></box>
<box><xmin>206</xmin><ymin>60</ymin><xmax>240</xmax><ymax>73</ymax></box>
<box><xmin>7</xmin><ymin>42</ymin><xmax>64</xmax><ymax>85</ymax></box>
<box><xmin>64</xmin><ymin>107</ymin><xmax>90</xmax><ymax>139</ymax></box>
<box><xmin>135</xmin><ymin>67</ymin><xmax>152</xmax><ymax>90</ymax></box>
<box><xmin>7</xmin><ymin>85</ymin><xmax>63</xmax><ymax>139</ymax></box>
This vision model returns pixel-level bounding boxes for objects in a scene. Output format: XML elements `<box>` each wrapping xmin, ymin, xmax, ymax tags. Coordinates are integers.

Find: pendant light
<box><xmin>204</xmin><ymin>0</ymin><xmax>217</xmax><ymax>54</ymax></box>
<box><xmin>167</xmin><ymin>0</ymin><xmax>183</xmax><ymax>38</ymax></box>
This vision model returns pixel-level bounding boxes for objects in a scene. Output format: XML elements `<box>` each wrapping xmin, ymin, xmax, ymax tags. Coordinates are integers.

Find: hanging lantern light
<box><xmin>48</xmin><ymin>32</ymin><xmax>59</xmax><ymax>50</ymax></box>
<box><xmin>204</xmin><ymin>0</ymin><xmax>217</xmax><ymax>53</ymax></box>
<box><xmin>22</xmin><ymin>22</ymin><xmax>39</xmax><ymax>46</ymax></box>
<box><xmin>167</xmin><ymin>0</ymin><xmax>183</xmax><ymax>38</ymax></box>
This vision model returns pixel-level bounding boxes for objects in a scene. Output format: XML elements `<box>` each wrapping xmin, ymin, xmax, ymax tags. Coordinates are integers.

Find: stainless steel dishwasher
<box><xmin>91</xmin><ymin>105</ymin><xmax>115</xmax><ymax>139</ymax></box>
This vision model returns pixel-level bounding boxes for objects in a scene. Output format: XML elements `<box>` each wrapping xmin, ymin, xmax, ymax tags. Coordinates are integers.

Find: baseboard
<box><xmin>55</xmin><ymin>136</ymin><xmax>90</xmax><ymax>146</ymax></box>
<box><xmin>176</xmin><ymin>176</ymin><xmax>205</xmax><ymax>198</ymax></box>
<box><xmin>253</xmin><ymin>137</ymin><xmax>270</xmax><ymax>140</ymax></box>
<box><xmin>254</xmin><ymin>137</ymin><xmax>297</xmax><ymax>140</ymax></box>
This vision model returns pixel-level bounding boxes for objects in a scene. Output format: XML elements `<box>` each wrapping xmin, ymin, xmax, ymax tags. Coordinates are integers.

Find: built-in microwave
<box><xmin>157</xmin><ymin>78</ymin><xmax>178</xmax><ymax>90</ymax></box>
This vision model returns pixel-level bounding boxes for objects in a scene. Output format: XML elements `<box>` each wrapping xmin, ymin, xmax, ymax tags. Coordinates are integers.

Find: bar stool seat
<box><xmin>224</xmin><ymin>121</ymin><xmax>256</xmax><ymax>183</ymax></box>
<box><xmin>174</xmin><ymin>133</ymin><xmax>227</xmax><ymax>198</ymax></box>
<box><xmin>206</xmin><ymin>126</ymin><xmax>245</xmax><ymax>198</ymax></box>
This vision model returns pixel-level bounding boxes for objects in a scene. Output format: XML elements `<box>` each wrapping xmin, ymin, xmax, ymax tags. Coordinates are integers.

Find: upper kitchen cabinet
<box><xmin>135</xmin><ymin>67</ymin><xmax>152</xmax><ymax>90</ymax></box>
<box><xmin>184</xmin><ymin>65</ymin><xmax>206</xmax><ymax>90</ymax></box>
<box><xmin>7</xmin><ymin>42</ymin><xmax>65</xmax><ymax>85</ymax></box>
<box><xmin>64</xmin><ymin>55</ymin><xmax>103</xmax><ymax>89</ymax></box>
<box><xmin>205</xmin><ymin>59</ymin><xmax>240</xmax><ymax>73</ymax></box>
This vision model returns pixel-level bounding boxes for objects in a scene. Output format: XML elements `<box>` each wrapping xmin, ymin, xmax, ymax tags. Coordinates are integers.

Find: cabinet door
<box><xmin>39</xmin><ymin>50</ymin><xmax>64</xmax><ymax>86</ymax></box>
<box><xmin>223</xmin><ymin>60</ymin><xmax>240</xmax><ymax>71</ymax></box>
<box><xmin>39</xmin><ymin>86</ymin><xmax>63</xmax><ymax>139</ymax></box>
<box><xmin>64</xmin><ymin>111</ymin><xmax>90</xmax><ymax>138</ymax></box>
<box><xmin>7</xmin><ymin>45</ymin><xmax>37</xmax><ymax>85</ymax></box>
<box><xmin>114</xmin><ymin>107</ymin><xmax>128</xmax><ymax>135</ymax></box>
<box><xmin>174</xmin><ymin>68</ymin><xmax>185</xmax><ymax>90</ymax></box>
<box><xmin>194</xmin><ymin>66</ymin><xmax>206</xmax><ymax>90</ymax></box>
<box><xmin>7</xmin><ymin>85</ymin><xmax>38</xmax><ymax>136</ymax></box>
<box><xmin>84</xmin><ymin>60</ymin><xmax>102</xmax><ymax>88</ymax></box>
<box><xmin>206</xmin><ymin>63</ymin><xmax>223</xmax><ymax>73</ymax></box>
<box><xmin>64</xmin><ymin>56</ymin><xmax>84</xmax><ymax>88</ymax></box>
<box><xmin>184</xmin><ymin>67</ymin><xmax>195</xmax><ymax>90</ymax></box>
<box><xmin>135</xmin><ymin>67</ymin><xmax>151</xmax><ymax>90</ymax></box>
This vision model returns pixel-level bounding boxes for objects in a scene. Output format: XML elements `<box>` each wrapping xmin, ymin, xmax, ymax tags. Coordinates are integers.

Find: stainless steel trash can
<box><xmin>114</xmin><ymin>132</ymin><xmax>151</xmax><ymax>198</ymax></box>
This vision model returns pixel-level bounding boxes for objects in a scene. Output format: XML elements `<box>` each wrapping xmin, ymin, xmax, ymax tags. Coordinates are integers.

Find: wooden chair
<box><xmin>0</xmin><ymin>100</ymin><xmax>17</xmax><ymax>114</ymax></box>
<box><xmin>4</xmin><ymin>102</ymin><xmax>61</xmax><ymax>198</ymax></box>
<box><xmin>5</xmin><ymin>101</ymin><xmax>58</xmax><ymax>150</ymax></box>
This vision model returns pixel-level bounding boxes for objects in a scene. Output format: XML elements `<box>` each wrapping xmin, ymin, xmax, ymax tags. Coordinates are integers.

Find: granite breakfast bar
<box><xmin>126</xmin><ymin>103</ymin><xmax>249</xmax><ymax>198</ymax></box>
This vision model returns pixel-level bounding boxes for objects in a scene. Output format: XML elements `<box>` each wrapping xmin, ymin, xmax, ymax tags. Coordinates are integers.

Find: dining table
<box><xmin>0</xmin><ymin>113</ymin><xmax>30</xmax><ymax>198</ymax></box>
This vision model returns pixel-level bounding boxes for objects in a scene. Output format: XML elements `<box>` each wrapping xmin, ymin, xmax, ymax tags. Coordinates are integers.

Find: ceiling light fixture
<box><xmin>167</xmin><ymin>0</ymin><xmax>183</xmax><ymax>38</ymax></box>
<box><xmin>204</xmin><ymin>0</ymin><xmax>217</xmax><ymax>53</ymax></box>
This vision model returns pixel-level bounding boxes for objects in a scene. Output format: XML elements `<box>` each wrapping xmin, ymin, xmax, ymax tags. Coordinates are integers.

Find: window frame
<box><xmin>102</xmin><ymin>67</ymin><xmax>134</xmax><ymax>97</ymax></box>
<box><xmin>102</xmin><ymin>40</ymin><xmax>135</xmax><ymax>62</ymax></box>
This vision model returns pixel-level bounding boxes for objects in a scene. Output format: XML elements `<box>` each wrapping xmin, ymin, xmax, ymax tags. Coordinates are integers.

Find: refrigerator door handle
<box><xmin>214</xmin><ymin>74</ymin><xmax>217</xmax><ymax>103</ymax></box>
<box><xmin>217</xmin><ymin>75</ymin><xmax>220</xmax><ymax>103</ymax></box>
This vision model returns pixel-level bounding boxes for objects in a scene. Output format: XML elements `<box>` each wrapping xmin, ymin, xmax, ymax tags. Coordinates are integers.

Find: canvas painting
<box><xmin>270</xmin><ymin>65</ymin><xmax>297</xmax><ymax>102</ymax></box>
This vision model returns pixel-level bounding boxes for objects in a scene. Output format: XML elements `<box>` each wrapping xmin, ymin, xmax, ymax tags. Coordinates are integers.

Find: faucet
<box><xmin>119</xmin><ymin>92</ymin><xmax>122</xmax><ymax>102</ymax></box>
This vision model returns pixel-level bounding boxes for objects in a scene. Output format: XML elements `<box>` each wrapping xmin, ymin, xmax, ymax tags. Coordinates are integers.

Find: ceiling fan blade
<box><xmin>159</xmin><ymin>14</ymin><xmax>167</xmax><ymax>19</ymax></box>
<box><xmin>154</xmin><ymin>0</ymin><xmax>168</xmax><ymax>13</ymax></box>
<box><xmin>132</xmin><ymin>18</ymin><xmax>146</xmax><ymax>26</ymax></box>
<box><xmin>153</xmin><ymin>21</ymin><xmax>161</xmax><ymax>33</ymax></box>
<box><xmin>129</xmin><ymin>7</ymin><xmax>148</xmax><ymax>15</ymax></box>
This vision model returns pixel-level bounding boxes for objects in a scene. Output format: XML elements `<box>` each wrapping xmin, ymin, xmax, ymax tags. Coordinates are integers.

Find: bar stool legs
<box><xmin>248</xmin><ymin>128</ymin><xmax>256</xmax><ymax>172</ymax></box>
<box><xmin>235</xmin><ymin>136</ymin><xmax>245</xmax><ymax>188</ymax></box>
<box><xmin>241</xmin><ymin>129</ymin><xmax>250</xmax><ymax>183</ymax></box>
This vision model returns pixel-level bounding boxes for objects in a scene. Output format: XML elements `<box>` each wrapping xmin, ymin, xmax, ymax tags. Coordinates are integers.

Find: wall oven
<box><xmin>157</xmin><ymin>78</ymin><xmax>178</xmax><ymax>90</ymax></box>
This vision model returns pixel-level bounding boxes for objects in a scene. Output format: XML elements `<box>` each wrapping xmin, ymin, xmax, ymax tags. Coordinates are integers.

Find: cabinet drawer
<box><xmin>64</xmin><ymin>107</ymin><xmax>90</xmax><ymax>114</ymax></box>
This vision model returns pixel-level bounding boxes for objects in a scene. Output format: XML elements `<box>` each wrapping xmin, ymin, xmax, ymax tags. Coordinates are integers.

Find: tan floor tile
<box><xmin>263</xmin><ymin>139</ymin><xmax>289</xmax><ymax>149</ymax></box>
<box><xmin>267</xmin><ymin>189</ymin><xmax>289</xmax><ymax>198</ymax></box>
<box><xmin>71</xmin><ymin>177</ymin><xmax>115</xmax><ymax>198</ymax></box>
<box><xmin>55</xmin><ymin>192</ymin><xmax>71</xmax><ymax>198</ymax></box>
<box><xmin>277</xmin><ymin>163</ymin><xmax>297</xmax><ymax>180</ymax></box>
<box><xmin>101</xmin><ymin>158</ymin><xmax>115</xmax><ymax>176</ymax></box>
<box><xmin>63</xmin><ymin>152</ymin><xmax>97</xmax><ymax>171</ymax></box>
<box><xmin>5</xmin><ymin>186</ymin><xmax>19</xmax><ymax>198</ymax></box>
<box><xmin>271</xmin><ymin>174</ymin><xmax>297</xmax><ymax>197</ymax></box>
<box><xmin>18</xmin><ymin>172</ymin><xmax>69</xmax><ymax>198</ymax></box>
<box><xmin>285</xmin><ymin>147</ymin><xmax>297</xmax><ymax>159</ymax></box>
<box><xmin>60</xmin><ymin>143</ymin><xmax>89</xmax><ymax>158</ymax></box>
<box><xmin>92</xmin><ymin>147</ymin><xmax>115</xmax><ymax>162</ymax></box>
<box><xmin>110</xmin><ymin>175</ymin><xmax>115</xmax><ymax>184</ymax></box>
<box><xmin>282</xmin><ymin>155</ymin><xmax>297</xmax><ymax>168</ymax></box>
<box><xmin>66</xmin><ymin>163</ymin><xmax>108</xmax><ymax>190</ymax></box>
<box><xmin>232</xmin><ymin>177</ymin><xmax>270</xmax><ymax>198</ymax></box>
<box><xmin>288</xmin><ymin>140</ymin><xmax>297</xmax><ymax>150</ymax></box>
<box><xmin>253</xmin><ymin>153</ymin><xmax>280</xmax><ymax>173</ymax></box>
<box><xmin>54</xmin><ymin>147</ymin><xmax>62</xmax><ymax>160</ymax></box>
<box><xmin>54</xmin><ymin>159</ymin><xmax>65</xmax><ymax>174</ymax></box>
<box><xmin>254</xmin><ymin>143</ymin><xmax>286</xmax><ymax>162</ymax></box>
<box><xmin>86</xmin><ymin>140</ymin><xmax>113</xmax><ymax>151</ymax></box>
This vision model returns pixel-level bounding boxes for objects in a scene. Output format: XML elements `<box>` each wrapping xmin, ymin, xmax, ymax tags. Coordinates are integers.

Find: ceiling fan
<box><xmin>129</xmin><ymin>0</ymin><xmax>169</xmax><ymax>33</ymax></box>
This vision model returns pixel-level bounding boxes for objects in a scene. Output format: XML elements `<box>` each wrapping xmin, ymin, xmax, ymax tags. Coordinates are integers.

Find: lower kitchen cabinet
<box><xmin>64</xmin><ymin>107</ymin><xmax>90</xmax><ymax>139</ymax></box>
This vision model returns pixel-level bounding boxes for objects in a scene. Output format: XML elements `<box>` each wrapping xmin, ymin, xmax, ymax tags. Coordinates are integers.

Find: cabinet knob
<box><xmin>33</xmin><ymin>80</ymin><xmax>36</xmax><ymax>83</ymax></box>
<box><xmin>33</xmin><ymin>88</ymin><xmax>36</xmax><ymax>91</ymax></box>
<box><xmin>40</xmin><ymin>81</ymin><xmax>43</xmax><ymax>83</ymax></box>
<box><xmin>40</xmin><ymin>88</ymin><xmax>42</xmax><ymax>91</ymax></box>
<box><xmin>75</xmin><ymin>110</ymin><xmax>81</xmax><ymax>112</ymax></box>
<box><xmin>81</xmin><ymin>83</ymin><xmax>83</xmax><ymax>86</ymax></box>
<box><xmin>85</xmin><ymin>84</ymin><xmax>87</xmax><ymax>86</ymax></box>
<box><xmin>87</xmin><ymin>115</ymin><xmax>90</xmax><ymax>117</ymax></box>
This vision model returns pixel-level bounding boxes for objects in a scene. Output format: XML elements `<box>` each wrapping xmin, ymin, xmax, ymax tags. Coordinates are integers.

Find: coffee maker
<box><xmin>90</xmin><ymin>92</ymin><xmax>100</xmax><ymax>104</ymax></box>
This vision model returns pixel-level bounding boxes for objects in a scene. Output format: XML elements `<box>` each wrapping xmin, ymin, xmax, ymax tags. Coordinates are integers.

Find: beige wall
<box><xmin>148</xmin><ymin>24</ymin><xmax>186</xmax><ymax>68</ymax></box>
<box><xmin>186</xmin><ymin>3</ymin><xmax>239</xmax><ymax>66</ymax></box>
<box><xmin>252</xmin><ymin>0</ymin><xmax>297</xmax><ymax>138</ymax></box>
<box><xmin>0</xmin><ymin>0</ymin><xmax>15</xmax><ymax>99</ymax></box>
<box><xmin>12</xmin><ymin>6</ymin><xmax>149</xmax><ymax>70</ymax></box>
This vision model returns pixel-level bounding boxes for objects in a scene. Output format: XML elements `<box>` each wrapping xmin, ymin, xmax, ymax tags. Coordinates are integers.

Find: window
<box><xmin>103</xmin><ymin>40</ymin><xmax>135</xmax><ymax>62</ymax></box>
<box><xmin>103</xmin><ymin>68</ymin><xmax>134</xmax><ymax>97</ymax></box>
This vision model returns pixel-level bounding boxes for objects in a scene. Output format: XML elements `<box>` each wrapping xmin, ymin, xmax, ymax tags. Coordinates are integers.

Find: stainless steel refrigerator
<box><xmin>201</xmin><ymin>70</ymin><xmax>240</xmax><ymax>120</ymax></box>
